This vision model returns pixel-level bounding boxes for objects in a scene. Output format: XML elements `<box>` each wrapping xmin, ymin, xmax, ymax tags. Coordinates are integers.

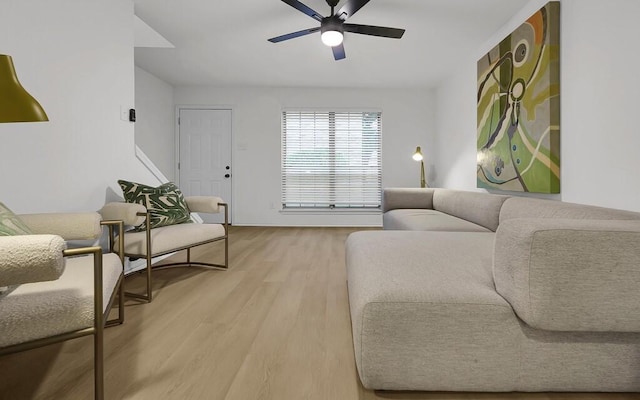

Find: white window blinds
<box><xmin>281</xmin><ymin>110</ymin><xmax>382</xmax><ymax>209</ymax></box>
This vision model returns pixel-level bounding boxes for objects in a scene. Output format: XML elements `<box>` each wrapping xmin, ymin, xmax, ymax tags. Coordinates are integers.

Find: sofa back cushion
<box><xmin>499</xmin><ymin>197</ymin><xmax>640</xmax><ymax>223</ymax></box>
<box><xmin>382</xmin><ymin>188</ymin><xmax>434</xmax><ymax>212</ymax></box>
<box><xmin>432</xmin><ymin>189</ymin><xmax>509</xmax><ymax>232</ymax></box>
<box><xmin>383</xmin><ymin>209</ymin><xmax>492</xmax><ymax>232</ymax></box>
<box><xmin>494</xmin><ymin>218</ymin><xmax>640</xmax><ymax>332</ymax></box>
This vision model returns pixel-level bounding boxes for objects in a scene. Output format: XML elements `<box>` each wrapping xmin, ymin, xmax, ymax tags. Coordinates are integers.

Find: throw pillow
<box><xmin>0</xmin><ymin>202</ymin><xmax>33</xmax><ymax>236</ymax></box>
<box><xmin>118</xmin><ymin>180</ymin><xmax>191</xmax><ymax>231</ymax></box>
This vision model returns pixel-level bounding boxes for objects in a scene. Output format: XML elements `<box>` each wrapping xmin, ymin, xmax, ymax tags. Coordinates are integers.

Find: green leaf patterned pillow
<box><xmin>118</xmin><ymin>180</ymin><xmax>191</xmax><ymax>231</ymax></box>
<box><xmin>0</xmin><ymin>202</ymin><xmax>33</xmax><ymax>236</ymax></box>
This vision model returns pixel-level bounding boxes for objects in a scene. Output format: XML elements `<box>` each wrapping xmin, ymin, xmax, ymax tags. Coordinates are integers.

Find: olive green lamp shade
<box><xmin>0</xmin><ymin>54</ymin><xmax>48</xmax><ymax>123</ymax></box>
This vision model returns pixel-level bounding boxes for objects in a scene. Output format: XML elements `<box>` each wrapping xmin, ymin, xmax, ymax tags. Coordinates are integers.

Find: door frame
<box><xmin>175</xmin><ymin>105</ymin><xmax>234</xmax><ymax>223</ymax></box>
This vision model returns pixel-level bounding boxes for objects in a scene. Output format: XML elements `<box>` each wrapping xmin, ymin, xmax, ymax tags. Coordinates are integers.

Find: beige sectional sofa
<box><xmin>346</xmin><ymin>188</ymin><xmax>640</xmax><ymax>392</ymax></box>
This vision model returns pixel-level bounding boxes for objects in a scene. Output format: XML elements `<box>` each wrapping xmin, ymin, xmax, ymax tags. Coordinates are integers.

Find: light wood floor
<box><xmin>1</xmin><ymin>227</ymin><xmax>639</xmax><ymax>400</ymax></box>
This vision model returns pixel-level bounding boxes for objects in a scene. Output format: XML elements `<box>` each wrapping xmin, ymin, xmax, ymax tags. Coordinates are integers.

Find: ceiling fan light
<box><xmin>321</xmin><ymin>30</ymin><xmax>343</xmax><ymax>47</ymax></box>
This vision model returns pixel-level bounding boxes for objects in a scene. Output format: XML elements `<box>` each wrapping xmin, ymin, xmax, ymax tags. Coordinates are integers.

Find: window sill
<box><xmin>280</xmin><ymin>208</ymin><xmax>381</xmax><ymax>215</ymax></box>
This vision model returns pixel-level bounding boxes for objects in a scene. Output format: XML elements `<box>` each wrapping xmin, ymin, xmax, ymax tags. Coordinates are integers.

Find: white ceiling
<box><xmin>133</xmin><ymin>0</ymin><xmax>529</xmax><ymax>89</ymax></box>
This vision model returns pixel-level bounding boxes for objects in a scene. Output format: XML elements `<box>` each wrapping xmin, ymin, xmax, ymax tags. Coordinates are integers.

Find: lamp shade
<box><xmin>412</xmin><ymin>146</ymin><xmax>423</xmax><ymax>161</ymax></box>
<box><xmin>0</xmin><ymin>54</ymin><xmax>48</xmax><ymax>123</ymax></box>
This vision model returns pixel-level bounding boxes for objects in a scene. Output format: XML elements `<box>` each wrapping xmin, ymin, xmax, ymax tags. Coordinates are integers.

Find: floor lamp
<box><xmin>413</xmin><ymin>146</ymin><xmax>427</xmax><ymax>188</ymax></box>
<box><xmin>0</xmin><ymin>54</ymin><xmax>48</xmax><ymax>123</ymax></box>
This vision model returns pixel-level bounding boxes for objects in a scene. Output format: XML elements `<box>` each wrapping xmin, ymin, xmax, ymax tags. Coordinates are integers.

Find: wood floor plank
<box><xmin>134</xmin><ymin>283</ymin><xmax>282</xmax><ymax>399</ymax></box>
<box><xmin>1</xmin><ymin>227</ymin><xmax>640</xmax><ymax>400</ymax></box>
<box><xmin>223</xmin><ymin>269</ymin><xmax>309</xmax><ymax>399</ymax></box>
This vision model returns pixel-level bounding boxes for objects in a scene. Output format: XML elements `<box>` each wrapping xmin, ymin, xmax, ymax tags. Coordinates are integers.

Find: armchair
<box><xmin>0</xmin><ymin>210</ymin><xmax>125</xmax><ymax>400</ymax></box>
<box><xmin>100</xmin><ymin>195</ymin><xmax>228</xmax><ymax>302</ymax></box>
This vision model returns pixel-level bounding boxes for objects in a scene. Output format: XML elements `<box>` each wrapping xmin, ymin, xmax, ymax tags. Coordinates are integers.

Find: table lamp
<box><xmin>0</xmin><ymin>54</ymin><xmax>48</xmax><ymax>123</ymax></box>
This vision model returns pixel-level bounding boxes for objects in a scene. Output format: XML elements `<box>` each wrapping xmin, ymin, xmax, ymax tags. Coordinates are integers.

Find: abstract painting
<box><xmin>477</xmin><ymin>2</ymin><xmax>560</xmax><ymax>193</ymax></box>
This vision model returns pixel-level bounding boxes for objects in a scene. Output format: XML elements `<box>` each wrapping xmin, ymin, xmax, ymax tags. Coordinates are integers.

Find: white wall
<box><xmin>135</xmin><ymin>67</ymin><xmax>175</xmax><ymax>181</ymax></box>
<box><xmin>0</xmin><ymin>0</ymin><xmax>158</xmax><ymax>214</ymax></box>
<box><xmin>433</xmin><ymin>0</ymin><xmax>640</xmax><ymax>212</ymax></box>
<box><xmin>174</xmin><ymin>86</ymin><xmax>434</xmax><ymax>226</ymax></box>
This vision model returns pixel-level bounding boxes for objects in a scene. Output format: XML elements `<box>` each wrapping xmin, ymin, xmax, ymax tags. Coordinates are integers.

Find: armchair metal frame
<box><xmin>0</xmin><ymin>220</ymin><xmax>125</xmax><ymax>400</ymax></box>
<box><xmin>117</xmin><ymin>203</ymin><xmax>228</xmax><ymax>303</ymax></box>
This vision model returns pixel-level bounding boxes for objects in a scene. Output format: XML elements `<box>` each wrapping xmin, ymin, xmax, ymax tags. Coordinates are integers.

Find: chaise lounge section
<box><xmin>346</xmin><ymin>188</ymin><xmax>640</xmax><ymax>391</ymax></box>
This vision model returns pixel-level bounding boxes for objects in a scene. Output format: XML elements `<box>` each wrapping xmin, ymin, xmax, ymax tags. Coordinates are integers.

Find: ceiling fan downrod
<box><xmin>327</xmin><ymin>0</ymin><xmax>340</xmax><ymax>15</ymax></box>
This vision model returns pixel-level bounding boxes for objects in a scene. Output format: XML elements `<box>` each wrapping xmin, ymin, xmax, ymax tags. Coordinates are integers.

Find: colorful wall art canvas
<box><xmin>477</xmin><ymin>1</ymin><xmax>560</xmax><ymax>193</ymax></box>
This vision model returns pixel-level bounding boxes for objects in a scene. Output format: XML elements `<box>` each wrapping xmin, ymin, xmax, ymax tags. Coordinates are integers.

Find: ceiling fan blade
<box><xmin>268</xmin><ymin>27</ymin><xmax>321</xmax><ymax>43</ymax></box>
<box><xmin>344</xmin><ymin>24</ymin><xmax>405</xmax><ymax>39</ymax></box>
<box><xmin>281</xmin><ymin>0</ymin><xmax>323</xmax><ymax>22</ymax></box>
<box><xmin>332</xmin><ymin>43</ymin><xmax>346</xmax><ymax>60</ymax></box>
<box><xmin>336</xmin><ymin>0</ymin><xmax>370</xmax><ymax>20</ymax></box>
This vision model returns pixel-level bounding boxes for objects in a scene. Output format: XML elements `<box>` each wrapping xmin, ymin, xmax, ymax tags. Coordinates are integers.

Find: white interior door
<box><xmin>179</xmin><ymin>108</ymin><xmax>232</xmax><ymax>224</ymax></box>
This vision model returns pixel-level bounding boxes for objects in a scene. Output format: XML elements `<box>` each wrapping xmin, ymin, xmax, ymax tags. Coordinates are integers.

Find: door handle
<box><xmin>224</xmin><ymin>174</ymin><xmax>231</xmax><ymax>178</ymax></box>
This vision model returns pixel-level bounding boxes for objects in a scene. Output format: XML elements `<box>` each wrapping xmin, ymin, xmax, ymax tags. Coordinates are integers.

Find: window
<box><xmin>281</xmin><ymin>110</ymin><xmax>382</xmax><ymax>209</ymax></box>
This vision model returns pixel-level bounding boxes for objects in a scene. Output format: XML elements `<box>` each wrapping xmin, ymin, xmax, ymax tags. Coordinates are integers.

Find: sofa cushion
<box><xmin>383</xmin><ymin>209</ymin><xmax>491</xmax><ymax>232</ymax></box>
<box><xmin>346</xmin><ymin>230</ymin><xmax>519</xmax><ymax>390</ymax></box>
<box><xmin>118</xmin><ymin>180</ymin><xmax>191</xmax><ymax>231</ymax></box>
<box><xmin>382</xmin><ymin>188</ymin><xmax>434</xmax><ymax>212</ymax></box>
<box><xmin>499</xmin><ymin>197</ymin><xmax>640</xmax><ymax>223</ymax></box>
<box><xmin>494</xmin><ymin>218</ymin><xmax>640</xmax><ymax>332</ymax></box>
<box><xmin>432</xmin><ymin>189</ymin><xmax>509</xmax><ymax>232</ymax></box>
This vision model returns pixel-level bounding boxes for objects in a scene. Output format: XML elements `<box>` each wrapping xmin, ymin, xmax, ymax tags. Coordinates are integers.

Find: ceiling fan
<box><xmin>268</xmin><ymin>0</ymin><xmax>405</xmax><ymax>61</ymax></box>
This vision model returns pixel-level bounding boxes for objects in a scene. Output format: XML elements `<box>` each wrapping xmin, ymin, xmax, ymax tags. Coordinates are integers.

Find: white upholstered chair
<box><xmin>0</xmin><ymin>211</ymin><xmax>125</xmax><ymax>400</ymax></box>
<box><xmin>100</xmin><ymin>196</ymin><xmax>228</xmax><ymax>302</ymax></box>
